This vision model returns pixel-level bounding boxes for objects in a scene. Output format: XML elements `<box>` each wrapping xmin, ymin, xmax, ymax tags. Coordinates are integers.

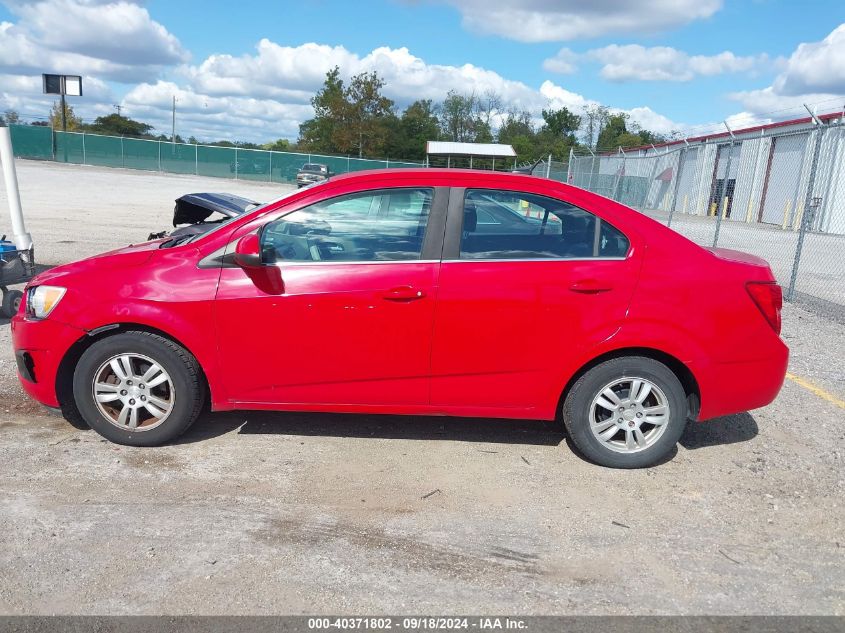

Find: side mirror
<box><xmin>233</xmin><ymin>233</ymin><xmax>262</xmax><ymax>269</ymax></box>
<box><xmin>233</xmin><ymin>232</ymin><xmax>284</xmax><ymax>295</ymax></box>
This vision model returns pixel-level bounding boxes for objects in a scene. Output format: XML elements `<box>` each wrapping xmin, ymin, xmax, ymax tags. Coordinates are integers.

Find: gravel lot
<box><xmin>0</xmin><ymin>162</ymin><xmax>843</xmax><ymax>615</ymax></box>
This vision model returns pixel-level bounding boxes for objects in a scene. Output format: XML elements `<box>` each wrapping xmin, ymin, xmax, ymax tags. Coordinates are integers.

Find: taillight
<box><xmin>746</xmin><ymin>282</ymin><xmax>782</xmax><ymax>335</ymax></box>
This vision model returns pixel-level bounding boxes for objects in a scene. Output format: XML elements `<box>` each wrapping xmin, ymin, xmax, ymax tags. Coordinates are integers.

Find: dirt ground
<box><xmin>0</xmin><ymin>161</ymin><xmax>843</xmax><ymax>615</ymax></box>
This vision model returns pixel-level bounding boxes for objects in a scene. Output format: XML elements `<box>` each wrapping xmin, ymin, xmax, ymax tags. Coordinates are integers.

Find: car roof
<box><xmin>329</xmin><ymin>168</ymin><xmax>550</xmax><ymax>186</ymax></box>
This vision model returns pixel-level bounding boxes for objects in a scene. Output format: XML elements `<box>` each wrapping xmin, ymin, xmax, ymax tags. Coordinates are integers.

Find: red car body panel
<box><xmin>11</xmin><ymin>169</ymin><xmax>788</xmax><ymax>424</ymax></box>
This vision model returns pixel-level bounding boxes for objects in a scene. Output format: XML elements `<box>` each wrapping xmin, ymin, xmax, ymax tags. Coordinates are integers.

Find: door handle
<box><xmin>383</xmin><ymin>286</ymin><xmax>426</xmax><ymax>301</ymax></box>
<box><xmin>569</xmin><ymin>279</ymin><xmax>614</xmax><ymax>294</ymax></box>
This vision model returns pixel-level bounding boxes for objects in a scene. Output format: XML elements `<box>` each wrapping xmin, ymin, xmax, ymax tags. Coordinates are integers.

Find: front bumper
<box><xmin>10</xmin><ymin>314</ymin><xmax>86</xmax><ymax>408</ymax></box>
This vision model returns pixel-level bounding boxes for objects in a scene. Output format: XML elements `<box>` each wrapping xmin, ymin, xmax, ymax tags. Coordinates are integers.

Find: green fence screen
<box><xmin>8</xmin><ymin>126</ymin><xmax>424</xmax><ymax>183</ymax></box>
<box><xmin>9</xmin><ymin>125</ymin><xmax>53</xmax><ymax>160</ymax></box>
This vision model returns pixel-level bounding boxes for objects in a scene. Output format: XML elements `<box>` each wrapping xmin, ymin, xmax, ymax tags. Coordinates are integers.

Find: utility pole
<box><xmin>171</xmin><ymin>95</ymin><xmax>176</xmax><ymax>144</ymax></box>
<box><xmin>60</xmin><ymin>93</ymin><xmax>67</xmax><ymax>132</ymax></box>
<box><xmin>113</xmin><ymin>104</ymin><xmax>122</xmax><ymax>116</ymax></box>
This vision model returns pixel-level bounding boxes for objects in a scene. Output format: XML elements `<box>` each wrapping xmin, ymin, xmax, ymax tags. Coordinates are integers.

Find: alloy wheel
<box><xmin>92</xmin><ymin>353</ymin><xmax>175</xmax><ymax>431</ymax></box>
<box><xmin>589</xmin><ymin>377</ymin><xmax>671</xmax><ymax>453</ymax></box>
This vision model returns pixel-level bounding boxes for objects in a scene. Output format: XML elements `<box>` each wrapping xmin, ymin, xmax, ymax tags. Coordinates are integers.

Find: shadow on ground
<box><xmin>679</xmin><ymin>412</ymin><xmax>758</xmax><ymax>449</ymax></box>
<box><xmin>175</xmin><ymin>409</ymin><xmax>759</xmax><ymax>454</ymax></box>
<box><xmin>179</xmin><ymin>411</ymin><xmax>567</xmax><ymax>447</ymax></box>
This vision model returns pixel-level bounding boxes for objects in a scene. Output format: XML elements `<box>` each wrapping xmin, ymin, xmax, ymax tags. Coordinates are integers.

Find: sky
<box><xmin>1</xmin><ymin>0</ymin><xmax>844</xmax><ymax>146</ymax></box>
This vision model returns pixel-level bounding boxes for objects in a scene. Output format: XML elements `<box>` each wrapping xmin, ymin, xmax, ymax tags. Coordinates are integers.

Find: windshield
<box><xmin>302</xmin><ymin>164</ymin><xmax>327</xmax><ymax>173</ymax></box>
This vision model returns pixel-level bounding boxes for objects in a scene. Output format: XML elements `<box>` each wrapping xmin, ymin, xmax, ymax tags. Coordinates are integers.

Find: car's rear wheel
<box><xmin>72</xmin><ymin>331</ymin><xmax>205</xmax><ymax>446</ymax></box>
<box><xmin>562</xmin><ymin>356</ymin><xmax>688</xmax><ymax>468</ymax></box>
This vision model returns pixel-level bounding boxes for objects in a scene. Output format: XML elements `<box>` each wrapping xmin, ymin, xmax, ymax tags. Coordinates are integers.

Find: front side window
<box><xmin>261</xmin><ymin>188</ymin><xmax>432</xmax><ymax>263</ymax></box>
<box><xmin>459</xmin><ymin>189</ymin><xmax>629</xmax><ymax>260</ymax></box>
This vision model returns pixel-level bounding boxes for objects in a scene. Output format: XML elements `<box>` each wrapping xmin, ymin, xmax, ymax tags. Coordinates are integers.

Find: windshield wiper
<box><xmin>159</xmin><ymin>234</ymin><xmax>195</xmax><ymax>249</ymax></box>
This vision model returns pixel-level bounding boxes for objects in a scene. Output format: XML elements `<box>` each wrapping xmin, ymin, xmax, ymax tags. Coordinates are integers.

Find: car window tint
<box><xmin>459</xmin><ymin>189</ymin><xmax>629</xmax><ymax>260</ymax></box>
<box><xmin>261</xmin><ymin>188</ymin><xmax>433</xmax><ymax>263</ymax></box>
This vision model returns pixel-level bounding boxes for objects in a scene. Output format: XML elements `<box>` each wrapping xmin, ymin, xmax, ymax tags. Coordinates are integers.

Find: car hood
<box><xmin>173</xmin><ymin>192</ymin><xmax>259</xmax><ymax>226</ymax></box>
<box><xmin>29</xmin><ymin>241</ymin><xmax>162</xmax><ymax>287</ymax></box>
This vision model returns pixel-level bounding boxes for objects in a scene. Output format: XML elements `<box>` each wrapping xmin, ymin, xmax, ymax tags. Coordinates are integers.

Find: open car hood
<box><xmin>173</xmin><ymin>192</ymin><xmax>259</xmax><ymax>227</ymax></box>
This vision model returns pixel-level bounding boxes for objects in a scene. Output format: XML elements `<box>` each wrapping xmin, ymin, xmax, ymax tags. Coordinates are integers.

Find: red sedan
<box><xmin>11</xmin><ymin>169</ymin><xmax>787</xmax><ymax>468</ymax></box>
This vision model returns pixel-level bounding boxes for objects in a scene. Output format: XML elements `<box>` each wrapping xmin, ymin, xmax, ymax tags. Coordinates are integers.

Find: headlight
<box><xmin>26</xmin><ymin>286</ymin><xmax>66</xmax><ymax>319</ymax></box>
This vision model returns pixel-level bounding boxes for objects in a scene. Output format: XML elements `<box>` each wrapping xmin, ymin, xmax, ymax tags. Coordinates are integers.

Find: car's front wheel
<box><xmin>562</xmin><ymin>356</ymin><xmax>688</xmax><ymax>468</ymax></box>
<box><xmin>72</xmin><ymin>331</ymin><xmax>205</xmax><ymax>446</ymax></box>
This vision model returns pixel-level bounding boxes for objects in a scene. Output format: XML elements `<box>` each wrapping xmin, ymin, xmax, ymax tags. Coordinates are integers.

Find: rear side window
<box><xmin>459</xmin><ymin>189</ymin><xmax>629</xmax><ymax>260</ymax></box>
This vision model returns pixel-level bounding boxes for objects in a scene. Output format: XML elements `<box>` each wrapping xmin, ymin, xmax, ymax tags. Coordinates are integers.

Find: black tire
<box><xmin>562</xmin><ymin>356</ymin><xmax>688</xmax><ymax>468</ymax></box>
<box><xmin>72</xmin><ymin>331</ymin><xmax>205</xmax><ymax>446</ymax></box>
<box><xmin>2</xmin><ymin>289</ymin><xmax>23</xmax><ymax>318</ymax></box>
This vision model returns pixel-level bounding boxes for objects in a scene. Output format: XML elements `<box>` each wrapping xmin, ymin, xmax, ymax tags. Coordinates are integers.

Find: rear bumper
<box><xmin>11</xmin><ymin>315</ymin><xmax>86</xmax><ymax>408</ymax></box>
<box><xmin>696</xmin><ymin>337</ymin><xmax>789</xmax><ymax>420</ymax></box>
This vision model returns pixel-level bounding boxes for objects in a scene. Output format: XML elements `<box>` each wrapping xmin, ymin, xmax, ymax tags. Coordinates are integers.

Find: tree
<box><xmin>336</xmin><ymin>71</ymin><xmax>395</xmax><ymax>157</ymax></box>
<box><xmin>49</xmin><ymin>100</ymin><xmax>82</xmax><ymax>131</ymax></box>
<box><xmin>595</xmin><ymin>114</ymin><xmax>668</xmax><ymax>151</ymax></box>
<box><xmin>496</xmin><ymin>110</ymin><xmax>536</xmax><ymax>163</ymax></box>
<box><xmin>2</xmin><ymin>109</ymin><xmax>20</xmax><ymax>126</ymax></box>
<box><xmin>437</xmin><ymin>91</ymin><xmax>492</xmax><ymax>143</ymax></box>
<box><xmin>298</xmin><ymin>67</ymin><xmax>395</xmax><ymax>157</ymax></box>
<box><xmin>298</xmin><ymin>66</ymin><xmax>347</xmax><ymax>153</ymax></box>
<box><xmin>85</xmin><ymin>113</ymin><xmax>153</xmax><ymax>137</ymax></box>
<box><xmin>263</xmin><ymin>138</ymin><xmax>291</xmax><ymax>152</ymax></box>
<box><xmin>596</xmin><ymin>113</ymin><xmax>629</xmax><ymax>152</ymax></box>
<box><xmin>387</xmin><ymin>99</ymin><xmax>440</xmax><ymax>159</ymax></box>
<box><xmin>541</xmin><ymin>107</ymin><xmax>581</xmax><ymax>142</ymax></box>
<box><xmin>582</xmin><ymin>105</ymin><xmax>609</xmax><ymax>149</ymax></box>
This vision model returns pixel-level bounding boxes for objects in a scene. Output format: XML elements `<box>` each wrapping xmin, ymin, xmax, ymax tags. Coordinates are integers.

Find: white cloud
<box><xmin>542</xmin><ymin>49</ymin><xmax>578</xmax><ymax>75</ymax></box>
<box><xmin>183</xmin><ymin>40</ymin><xmax>541</xmax><ymax>110</ymax></box>
<box><xmin>543</xmin><ymin>45</ymin><xmax>767</xmax><ymax>81</ymax></box>
<box><xmin>0</xmin><ymin>0</ymin><xmax>188</xmax><ymax>82</ymax></box>
<box><xmin>121</xmin><ymin>80</ymin><xmax>313</xmax><ymax>141</ymax></box>
<box><xmin>730</xmin><ymin>24</ymin><xmax>845</xmax><ymax>117</ymax></box>
<box><xmin>724</xmin><ymin>111</ymin><xmax>772</xmax><ymax>130</ymax></box>
<box><xmin>109</xmin><ymin>43</ymin><xmax>689</xmax><ymax>142</ymax></box>
<box><xmin>774</xmin><ymin>23</ymin><xmax>845</xmax><ymax>96</ymax></box>
<box><xmin>441</xmin><ymin>0</ymin><xmax>722</xmax><ymax>42</ymax></box>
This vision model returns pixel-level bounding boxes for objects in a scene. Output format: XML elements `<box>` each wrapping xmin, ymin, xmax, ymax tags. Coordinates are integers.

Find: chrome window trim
<box><xmin>268</xmin><ymin>259</ymin><xmax>440</xmax><ymax>267</ymax></box>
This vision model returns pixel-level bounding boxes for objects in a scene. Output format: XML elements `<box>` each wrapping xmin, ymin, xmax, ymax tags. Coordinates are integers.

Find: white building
<box><xmin>569</xmin><ymin>113</ymin><xmax>845</xmax><ymax>235</ymax></box>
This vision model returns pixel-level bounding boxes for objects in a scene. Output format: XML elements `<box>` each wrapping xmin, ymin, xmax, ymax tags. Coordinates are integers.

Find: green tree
<box><xmin>85</xmin><ymin>113</ymin><xmax>153</xmax><ymax>137</ymax></box>
<box><xmin>497</xmin><ymin>110</ymin><xmax>536</xmax><ymax>163</ymax></box>
<box><xmin>596</xmin><ymin>113</ymin><xmax>630</xmax><ymax>152</ymax></box>
<box><xmin>541</xmin><ymin>107</ymin><xmax>581</xmax><ymax>142</ymax></box>
<box><xmin>298</xmin><ymin>67</ymin><xmax>395</xmax><ymax>157</ymax></box>
<box><xmin>582</xmin><ymin>105</ymin><xmax>609</xmax><ymax>149</ymax></box>
<box><xmin>49</xmin><ymin>100</ymin><xmax>82</xmax><ymax>131</ymax></box>
<box><xmin>437</xmin><ymin>91</ymin><xmax>495</xmax><ymax>143</ymax></box>
<box><xmin>262</xmin><ymin>138</ymin><xmax>292</xmax><ymax>152</ymax></box>
<box><xmin>388</xmin><ymin>99</ymin><xmax>440</xmax><ymax>159</ymax></box>
<box><xmin>2</xmin><ymin>109</ymin><xmax>20</xmax><ymax>126</ymax></box>
<box><xmin>298</xmin><ymin>67</ymin><xmax>348</xmax><ymax>154</ymax></box>
<box><xmin>337</xmin><ymin>71</ymin><xmax>395</xmax><ymax>157</ymax></box>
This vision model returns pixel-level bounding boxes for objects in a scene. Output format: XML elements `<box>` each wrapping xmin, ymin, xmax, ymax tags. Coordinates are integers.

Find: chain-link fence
<box><xmin>8</xmin><ymin>126</ymin><xmax>423</xmax><ymax>183</ymax></box>
<box><xmin>540</xmin><ymin>120</ymin><xmax>845</xmax><ymax>321</ymax></box>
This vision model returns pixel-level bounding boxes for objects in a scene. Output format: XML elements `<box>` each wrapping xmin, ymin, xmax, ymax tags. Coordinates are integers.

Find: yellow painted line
<box><xmin>785</xmin><ymin>372</ymin><xmax>845</xmax><ymax>410</ymax></box>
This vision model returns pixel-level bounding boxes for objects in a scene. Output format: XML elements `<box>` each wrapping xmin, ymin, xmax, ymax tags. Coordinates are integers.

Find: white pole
<box><xmin>0</xmin><ymin>127</ymin><xmax>32</xmax><ymax>250</ymax></box>
<box><xmin>546</xmin><ymin>153</ymin><xmax>552</xmax><ymax>178</ymax></box>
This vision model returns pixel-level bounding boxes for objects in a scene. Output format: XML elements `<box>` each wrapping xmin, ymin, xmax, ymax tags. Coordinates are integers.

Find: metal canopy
<box><xmin>426</xmin><ymin>141</ymin><xmax>516</xmax><ymax>158</ymax></box>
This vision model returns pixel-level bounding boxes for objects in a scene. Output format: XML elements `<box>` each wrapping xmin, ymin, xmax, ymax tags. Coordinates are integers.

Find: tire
<box><xmin>562</xmin><ymin>356</ymin><xmax>688</xmax><ymax>468</ymax></box>
<box><xmin>2</xmin><ymin>289</ymin><xmax>23</xmax><ymax>318</ymax></box>
<box><xmin>72</xmin><ymin>331</ymin><xmax>205</xmax><ymax>446</ymax></box>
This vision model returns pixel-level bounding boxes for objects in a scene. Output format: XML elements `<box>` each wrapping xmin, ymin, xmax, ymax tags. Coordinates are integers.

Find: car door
<box><xmin>430</xmin><ymin>186</ymin><xmax>641</xmax><ymax>416</ymax></box>
<box><xmin>214</xmin><ymin>186</ymin><xmax>447</xmax><ymax>407</ymax></box>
